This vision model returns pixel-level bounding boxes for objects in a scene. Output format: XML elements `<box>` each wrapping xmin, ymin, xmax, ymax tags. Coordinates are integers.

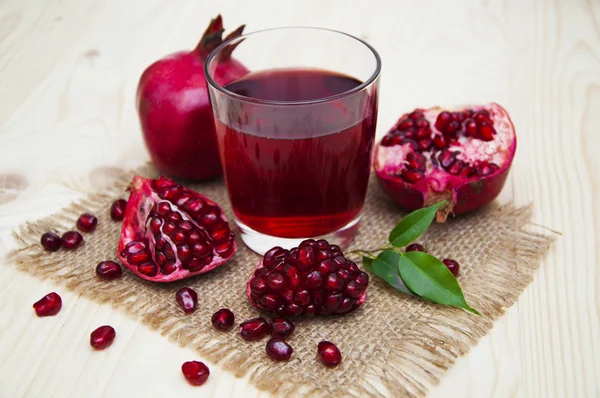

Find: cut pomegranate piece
<box><xmin>76</xmin><ymin>213</ymin><xmax>97</xmax><ymax>232</ymax></box>
<box><xmin>90</xmin><ymin>325</ymin><xmax>116</xmax><ymax>350</ymax></box>
<box><xmin>41</xmin><ymin>232</ymin><xmax>61</xmax><ymax>252</ymax></box>
<box><xmin>181</xmin><ymin>361</ymin><xmax>210</xmax><ymax>386</ymax></box>
<box><xmin>211</xmin><ymin>308</ymin><xmax>235</xmax><ymax>331</ymax></box>
<box><xmin>95</xmin><ymin>261</ymin><xmax>123</xmax><ymax>280</ymax></box>
<box><xmin>246</xmin><ymin>239</ymin><xmax>368</xmax><ymax>316</ymax></box>
<box><xmin>116</xmin><ymin>176</ymin><xmax>236</xmax><ymax>282</ymax></box>
<box><xmin>266</xmin><ymin>338</ymin><xmax>293</xmax><ymax>361</ymax></box>
<box><xmin>33</xmin><ymin>292</ymin><xmax>62</xmax><ymax>317</ymax></box>
<box><xmin>374</xmin><ymin>103</ymin><xmax>516</xmax><ymax>221</ymax></box>
<box><xmin>317</xmin><ymin>341</ymin><xmax>342</xmax><ymax>368</ymax></box>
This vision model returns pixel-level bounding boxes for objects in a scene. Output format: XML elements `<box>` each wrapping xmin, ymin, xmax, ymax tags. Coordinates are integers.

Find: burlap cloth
<box><xmin>8</xmin><ymin>164</ymin><xmax>555</xmax><ymax>397</ymax></box>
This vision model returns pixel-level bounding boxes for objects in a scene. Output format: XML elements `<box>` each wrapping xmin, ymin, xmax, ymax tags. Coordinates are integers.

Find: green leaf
<box><xmin>398</xmin><ymin>251</ymin><xmax>479</xmax><ymax>314</ymax></box>
<box><xmin>372</xmin><ymin>250</ymin><xmax>413</xmax><ymax>295</ymax></box>
<box><xmin>388</xmin><ymin>202</ymin><xmax>445</xmax><ymax>248</ymax></box>
<box><xmin>362</xmin><ymin>256</ymin><xmax>374</xmax><ymax>273</ymax></box>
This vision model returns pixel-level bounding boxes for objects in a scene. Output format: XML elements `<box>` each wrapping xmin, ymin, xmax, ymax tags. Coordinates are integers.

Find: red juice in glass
<box><xmin>205</xmin><ymin>28</ymin><xmax>381</xmax><ymax>254</ymax></box>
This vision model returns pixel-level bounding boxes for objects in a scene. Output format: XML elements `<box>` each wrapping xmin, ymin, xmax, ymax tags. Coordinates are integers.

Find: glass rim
<box><xmin>204</xmin><ymin>26</ymin><xmax>382</xmax><ymax>106</ymax></box>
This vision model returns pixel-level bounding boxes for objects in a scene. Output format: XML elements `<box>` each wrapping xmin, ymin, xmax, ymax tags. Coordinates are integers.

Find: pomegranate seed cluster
<box><xmin>381</xmin><ymin>108</ymin><xmax>500</xmax><ymax>183</ymax></box>
<box><xmin>118</xmin><ymin>176</ymin><xmax>236</xmax><ymax>282</ymax></box>
<box><xmin>247</xmin><ymin>239</ymin><xmax>369</xmax><ymax>316</ymax></box>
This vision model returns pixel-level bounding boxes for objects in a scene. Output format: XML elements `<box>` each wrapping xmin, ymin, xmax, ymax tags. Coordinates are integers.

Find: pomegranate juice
<box><xmin>214</xmin><ymin>68</ymin><xmax>377</xmax><ymax>238</ymax></box>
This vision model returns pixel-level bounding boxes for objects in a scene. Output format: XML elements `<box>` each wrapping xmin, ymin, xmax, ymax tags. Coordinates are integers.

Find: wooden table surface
<box><xmin>1</xmin><ymin>0</ymin><xmax>598</xmax><ymax>397</ymax></box>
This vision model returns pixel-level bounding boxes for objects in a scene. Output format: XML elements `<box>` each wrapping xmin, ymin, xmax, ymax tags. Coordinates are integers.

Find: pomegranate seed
<box><xmin>447</xmin><ymin>159</ymin><xmax>465</xmax><ymax>175</ymax></box>
<box><xmin>211</xmin><ymin>308</ymin><xmax>235</xmax><ymax>331</ymax></box>
<box><xmin>266</xmin><ymin>338</ymin><xmax>293</xmax><ymax>361</ymax></box>
<box><xmin>406</xmin><ymin>152</ymin><xmax>426</xmax><ymax>171</ymax></box>
<box><xmin>464</xmin><ymin>119</ymin><xmax>478</xmax><ymax>137</ymax></box>
<box><xmin>438</xmin><ymin>150</ymin><xmax>457</xmax><ymax>169</ymax></box>
<box><xmin>266</xmin><ymin>271</ymin><xmax>286</xmax><ymax>291</ymax></box>
<box><xmin>215</xmin><ymin>242</ymin><xmax>234</xmax><ymax>257</ymax></box>
<box><xmin>317</xmin><ymin>341</ymin><xmax>342</xmax><ymax>368</ymax></box>
<box><xmin>435</xmin><ymin>111</ymin><xmax>452</xmax><ymax>130</ymax></box>
<box><xmin>263</xmin><ymin>246</ymin><xmax>284</xmax><ymax>267</ymax></box>
<box><xmin>452</xmin><ymin>111</ymin><xmax>466</xmax><ymax>122</ymax></box>
<box><xmin>304</xmin><ymin>271</ymin><xmax>323</xmax><ymax>289</ymax></box>
<box><xmin>460</xmin><ymin>166</ymin><xmax>476</xmax><ymax>178</ymax></box>
<box><xmin>448</xmin><ymin>121</ymin><xmax>461</xmax><ymax>135</ymax></box>
<box><xmin>95</xmin><ymin>260</ymin><xmax>123</xmax><ymax>280</ymax></box>
<box><xmin>345</xmin><ymin>281</ymin><xmax>365</xmax><ymax>299</ymax></box>
<box><xmin>401</xmin><ymin>170</ymin><xmax>424</xmax><ymax>183</ymax></box>
<box><xmin>417</xmin><ymin>139</ymin><xmax>432</xmax><ymax>151</ymax></box>
<box><xmin>181</xmin><ymin>361</ymin><xmax>210</xmax><ymax>386</ymax></box>
<box><xmin>110</xmin><ymin>199</ymin><xmax>127</xmax><ymax>221</ymax></box>
<box><xmin>33</xmin><ymin>292</ymin><xmax>62</xmax><ymax>317</ymax></box>
<box><xmin>442</xmin><ymin>259</ymin><xmax>460</xmax><ymax>277</ymax></box>
<box><xmin>478</xmin><ymin>123</ymin><xmax>495</xmax><ymax>141</ymax></box>
<box><xmin>478</xmin><ymin>162</ymin><xmax>499</xmax><ymax>176</ymax></box>
<box><xmin>61</xmin><ymin>231</ymin><xmax>83</xmax><ymax>250</ymax></box>
<box><xmin>415</xmin><ymin>118</ymin><xmax>429</xmax><ymax>128</ymax></box>
<box><xmin>405</xmin><ymin>243</ymin><xmax>426</xmax><ymax>252</ymax></box>
<box><xmin>258</xmin><ymin>293</ymin><xmax>284</xmax><ymax>311</ymax></box>
<box><xmin>397</xmin><ymin>119</ymin><xmax>413</xmax><ymax>130</ymax></box>
<box><xmin>432</xmin><ymin>135</ymin><xmax>448</xmax><ymax>149</ymax></box>
<box><xmin>325</xmin><ymin>273</ymin><xmax>344</xmax><ymax>291</ymax></box>
<box><xmin>475</xmin><ymin>112</ymin><xmax>492</xmax><ymax>124</ymax></box>
<box><xmin>138</xmin><ymin>263</ymin><xmax>158</xmax><ymax>277</ymax></box>
<box><xmin>294</xmin><ymin>289</ymin><xmax>311</xmax><ymax>306</ymax></box>
<box><xmin>299</xmin><ymin>246</ymin><xmax>315</xmax><ymax>268</ymax></box>
<box><xmin>415</xmin><ymin>127</ymin><xmax>430</xmax><ymax>140</ymax></box>
<box><xmin>271</xmin><ymin>317</ymin><xmax>295</xmax><ymax>338</ymax></box>
<box><xmin>409</xmin><ymin>110</ymin><xmax>424</xmax><ymax>119</ymax></box>
<box><xmin>240</xmin><ymin>317</ymin><xmax>271</xmax><ymax>341</ymax></box>
<box><xmin>355</xmin><ymin>271</ymin><xmax>369</xmax><ymax>286</ymax></box>
<box><xmin>41</xmin><ymin>232</ymin><xmax>61</xmax><ymax>252</ymax></box>
<box><xmin>76</xmin><ymin>213</ymin><xmax>97</xmax><ymax>232</ymax></box>
<box><xmin>175</xmin><ymin>287</ymin><xmax>198</xmax><ymax>313</ymax></box>
<box><xmin>90</xmin><ymin>325</ymin><xmax>116</xmax><ymax>350</ymax></box>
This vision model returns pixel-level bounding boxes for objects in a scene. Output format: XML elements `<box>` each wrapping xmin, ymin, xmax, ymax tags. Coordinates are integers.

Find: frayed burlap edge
<box><xmin>6</xmin><ymin>166</ymin><xmax>556</xmax><ymax>398</ymax></box>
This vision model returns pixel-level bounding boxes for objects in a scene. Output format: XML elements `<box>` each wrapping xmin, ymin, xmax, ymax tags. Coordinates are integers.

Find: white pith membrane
<box><xmin>375</xmin><ymin>104</ymin><xmax>515</xmax><ymax>192</ymax></box>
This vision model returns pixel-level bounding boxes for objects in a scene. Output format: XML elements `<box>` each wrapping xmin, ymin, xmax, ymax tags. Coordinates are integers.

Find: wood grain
<box><xmin>0</xmin><ymin>0</ymin><xmax>598</xmax><ymax>396</ymax></box>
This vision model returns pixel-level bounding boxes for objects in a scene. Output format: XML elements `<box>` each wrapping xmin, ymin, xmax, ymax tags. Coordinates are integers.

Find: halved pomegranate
<box><xmin>117</xmin><ymin>176</ymin><xmax>236</xmax><ymax>282</ymax></box>
<box><xmin>374</xmin><ymin>103</ymin><xmax>516</xmax><ymax>221</ymax></box>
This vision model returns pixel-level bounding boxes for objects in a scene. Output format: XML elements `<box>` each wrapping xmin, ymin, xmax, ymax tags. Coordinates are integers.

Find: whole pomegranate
<box><xmin>136</xmin><ymin>15</ymin><xmax>248</xmax><ymax>180</ymax></box>
<box><xmin>246</xmin><ymin>239</ymin><xmax>368</xmax><ymax>316</ymax></box>
<box><xmin>374</xmin><ymin>103</ymin><xmax>516</xmax><ymax>221</ymax></box>
<box><xmin>117</xmin><ymin>176</ymin><xmax>236</xmax><ymax>282</ymax></box>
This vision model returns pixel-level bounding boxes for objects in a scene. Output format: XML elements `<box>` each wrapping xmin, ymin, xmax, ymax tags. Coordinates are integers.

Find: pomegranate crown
<box><xmin>195</xmin><ymin>14</ymin><xmax>245</xmax><ymax>59</ymax></box>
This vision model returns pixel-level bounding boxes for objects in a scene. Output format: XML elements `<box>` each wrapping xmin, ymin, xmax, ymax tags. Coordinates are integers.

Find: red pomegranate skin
<box><xmin>136</xmin><ymin>15</ymin><xmax>248</xmax><ymax>180</ymax></box>
<box><xmin>377</xmin><ymin>166</ymin><xmax>511</xmax><ymax>214</ymax></box>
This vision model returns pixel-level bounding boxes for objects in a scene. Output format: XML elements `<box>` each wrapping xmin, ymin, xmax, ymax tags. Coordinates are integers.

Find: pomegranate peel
<box><xmin>117</xmin><ymin>176</ymin><xmax>236</xmax><ymax>282</ymax></box>
<box><xmin>374</xmin><ymin>103</ymin><xmax>516</xmax><ymax>221</ymax></box>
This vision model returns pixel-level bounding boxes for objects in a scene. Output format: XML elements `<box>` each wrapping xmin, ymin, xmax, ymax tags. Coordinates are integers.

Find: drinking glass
<box><xmin>205</xmin><ymin>27</ymin><xmax>381</xmax><ymax>254</ymax></box>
